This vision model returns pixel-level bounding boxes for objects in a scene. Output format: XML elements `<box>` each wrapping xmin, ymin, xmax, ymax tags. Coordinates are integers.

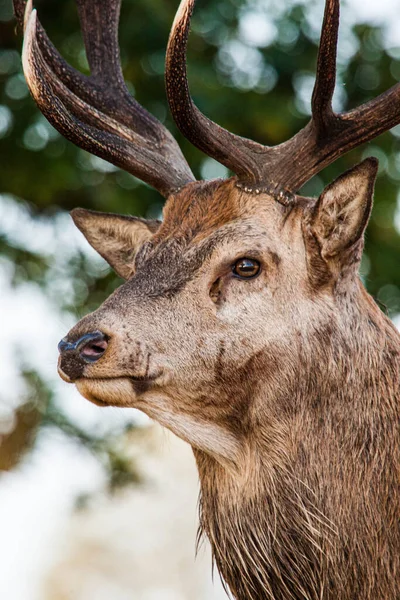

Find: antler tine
<box><xmin>73</xmin><ymin>0</ymin><xmax>166</xmax><ymax>139</ymax></box>
<box><xmin>14</xmin><ymin>0</ymin><xmax>93</xmax><ymax>105</ymax></box>
<box><xmin>311</xmin><ymin>0</ymin><xmax>339</xmax><ymax>132</ymax></box>
<box><xmin>75</xmin><ymin>0</ymin><xmax>122</xmax><ymax>83</ymax></box>
<box><xmin>165</xmin><ymin>0</ymin><xmax>270</xmax><ymax>184</ymax></box>
<box><xmin>16</xmin><ymin>0</ymin><xmax>195</xmax><ymax>197</ymax></box>
<box><xmin>340</xmin><ymin>86</ymin><xmax>400</xmax><ymax>148</ymax></box>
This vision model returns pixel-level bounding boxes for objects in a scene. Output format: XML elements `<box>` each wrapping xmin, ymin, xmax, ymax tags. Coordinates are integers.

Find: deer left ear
<box><xmin>309</xmin><ymin>158</ymin><xmax>378</xmax><ymax>267</ymax></box>
<box><xmin>71</xmin><ymin>208</ymin><xmax>160</xmax><ymax>279</ymax></box>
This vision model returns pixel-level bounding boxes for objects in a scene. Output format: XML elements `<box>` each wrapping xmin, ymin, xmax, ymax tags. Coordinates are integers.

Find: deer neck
<box><xmin>194</xmin><ymin>287</ymin><xmax>400</xmax><ymax>600</ymax></box>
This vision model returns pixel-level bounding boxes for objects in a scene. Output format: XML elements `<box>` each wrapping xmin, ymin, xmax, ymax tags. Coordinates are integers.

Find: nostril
<box><xmin>79</xmin><ymin>338</ymin><xmax>108</xmax><ymax>361</ymax></box>
<box><xmin>76</xmin><ymin>332</ymin><xmax>109</xmax><ymax>363</ymax></box>
<box><xmin>58</xmin><ymin>330</ymin><xmax>109</xmax><ymax>363</ymax></box>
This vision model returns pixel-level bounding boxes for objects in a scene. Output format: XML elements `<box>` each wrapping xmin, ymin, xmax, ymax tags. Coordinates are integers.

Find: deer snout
<box><xmin>58</xmin><ymin>331</ymin><xmax>109</xmax><ymax>382</ymax></box>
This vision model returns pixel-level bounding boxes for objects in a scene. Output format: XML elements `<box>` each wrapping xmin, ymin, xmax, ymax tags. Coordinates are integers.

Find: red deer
<box><xmin>14</xmin><ymin>0</ymin><xmax>400</xmax><ymax>598</ymax></box>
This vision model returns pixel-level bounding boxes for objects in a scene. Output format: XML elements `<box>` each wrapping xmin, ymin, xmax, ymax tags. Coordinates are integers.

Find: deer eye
<box><xmin>232</xmin><ymin>258</ymin><xmax>261</xmax><ymax>279</ymax></box>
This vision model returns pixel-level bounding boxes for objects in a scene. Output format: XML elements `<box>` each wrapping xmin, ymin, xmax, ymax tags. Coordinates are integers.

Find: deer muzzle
<box><xmin>58</xmin><ymin>330</ymin><xmax>109</xmax><ymax>382</ymax></box>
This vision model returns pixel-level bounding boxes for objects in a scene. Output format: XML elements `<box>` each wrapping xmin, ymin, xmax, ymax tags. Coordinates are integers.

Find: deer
<box><xmin>13</xmin><ymin>0</ymin><xmax>400</xmax><ymax>598</ymax></box>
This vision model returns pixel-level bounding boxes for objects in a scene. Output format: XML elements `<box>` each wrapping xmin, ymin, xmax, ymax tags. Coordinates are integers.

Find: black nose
<box><xmin>58</xmin><ymin>331</ymin><xmax>109</xmax><ymax>363</ymax></box>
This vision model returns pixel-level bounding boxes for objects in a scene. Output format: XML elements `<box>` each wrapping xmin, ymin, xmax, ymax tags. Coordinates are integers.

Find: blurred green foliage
<box><xmin>1</xmin><ymin>0</ymin><xmax>400</xmax><ymax>477</ymax></box>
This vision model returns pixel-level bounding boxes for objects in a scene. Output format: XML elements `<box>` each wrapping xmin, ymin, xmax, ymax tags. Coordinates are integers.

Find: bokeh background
<box><xmin>0</xmin><ymin>0</ymin><xmax>400</xmax><ymax>598</ymax></box>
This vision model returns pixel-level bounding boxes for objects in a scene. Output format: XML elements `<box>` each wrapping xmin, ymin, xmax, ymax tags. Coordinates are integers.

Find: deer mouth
<box><xmin>73</xmin><ymin>373</ymin><xmax>163</xmax><ymax>407</ymax></box>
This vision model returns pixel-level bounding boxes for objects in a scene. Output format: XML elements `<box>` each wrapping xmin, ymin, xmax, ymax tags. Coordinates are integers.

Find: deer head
<box><xmin>14</xmin><ymin>0</ymin><xmax>400</xmax><ymax>598</ymax></box>
<box><xmin>14</xmin><ymin>0</ymin><xmax>400</xmax><ymax>463</ymax></box>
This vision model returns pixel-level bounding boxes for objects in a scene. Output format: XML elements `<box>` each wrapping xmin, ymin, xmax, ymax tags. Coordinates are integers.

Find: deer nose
<box><xmin>58</xmin><ymin>331</ymin><xmax>109</xmax><ymax>363</ymax></box>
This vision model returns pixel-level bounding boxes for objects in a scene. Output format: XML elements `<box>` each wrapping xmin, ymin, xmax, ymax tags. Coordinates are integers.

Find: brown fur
<box><xmin>58</xmin><ymin>163</ymin><xmax>400</xmax><ymax>600</ymax></box>
<box><xmin>156</xmin><ymin>179</ymin><xmax>245</xmax><ymax>242</ymax></box>
<box><xmin>196</xmin><ymin>286</ymin><xmax>400</xmax><ymax>599</ymax></box>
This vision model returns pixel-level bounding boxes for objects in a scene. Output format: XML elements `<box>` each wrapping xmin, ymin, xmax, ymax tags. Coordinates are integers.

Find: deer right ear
<box><xmin>71</xmin><ymin>209</ymin><xmax>160</xmax><ymax>279</ymax></box>
<box><xmin>307</xmin><ymin>158</ymin><xmax>378</xmax><ymax>277</ymax></box>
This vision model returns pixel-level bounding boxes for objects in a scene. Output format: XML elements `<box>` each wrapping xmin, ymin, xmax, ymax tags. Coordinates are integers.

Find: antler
<box><xmin>165</xmin><ymin>0</ymin><xmax>267</xmax><ymax>184</ymax></box>
<box><xmin>14</xmin><ymin>0</ymin><xmax>195</xmax><ymax>198</ymax></box>
<box><xmin>166</xmin><ymin>0</ymin><xmax>400</xmax><ymax>194</ymax></box>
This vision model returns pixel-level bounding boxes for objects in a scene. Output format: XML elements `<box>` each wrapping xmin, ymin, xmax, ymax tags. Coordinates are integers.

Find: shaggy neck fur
<box><xmin>194</xmin><ymin>284</ymin><xmax>400</xmax><ymax>600</ymax></box>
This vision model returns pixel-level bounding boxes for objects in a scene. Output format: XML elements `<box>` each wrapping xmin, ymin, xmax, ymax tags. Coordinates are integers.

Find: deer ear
<box><xmin>71</xmin><ymin>208</ymin><xmax>160</xmax><ymax>279</ymax></box>
<box><xmin>310</xmin><ymin>158</ymin><xmax>378</xmax><ymax>265</ymax></box>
